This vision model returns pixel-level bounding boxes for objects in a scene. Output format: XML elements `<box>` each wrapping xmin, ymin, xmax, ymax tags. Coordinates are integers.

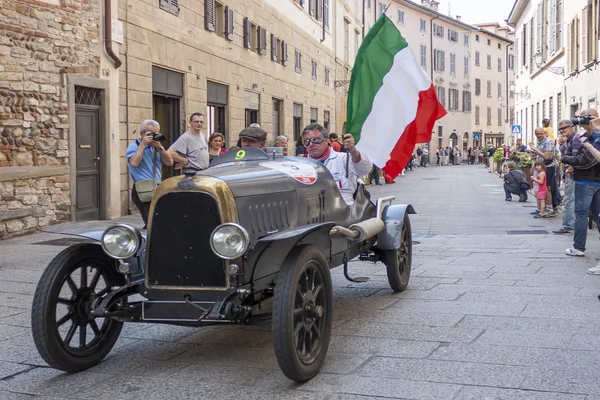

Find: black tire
<box><xmin>31</xmin><ymin>243</ymin><xmax>124</xmax><ymax>372</ymax></box>
<box><xmin>272</xmin><ymin>245</ymin><xmax>333</xmax><ymax>382</ymax></box>
<box><xmin>383</xmin><ymin>214</ymin><xmax>412</xmax><ymax>292</ymax></box>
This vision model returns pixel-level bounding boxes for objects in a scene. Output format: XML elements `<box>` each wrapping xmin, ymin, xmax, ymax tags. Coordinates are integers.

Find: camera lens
<box><xmin>152</xmin><ymin>133</ymin><xmax>166</xmax><ymax>142</ymax></box>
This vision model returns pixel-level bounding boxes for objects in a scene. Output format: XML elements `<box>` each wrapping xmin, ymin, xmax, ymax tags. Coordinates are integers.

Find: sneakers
<box><xmin>552</xmin><ymin>228</ymin><xmax>573</xmax><ymax>234</ymax></box>
<box><xmin>566</xmin><ymin>248</ymin><xmax>585</xmax><ymax>257</ymax></box>
<box><xmin>505</xmin><ymin>198</ymin><xmax>512</xmax><ymax>201</ymax></box>
<box><xmin>530</xmin><ymin>209</ymin><xmax>540</xmax><ymax>215</ymax></box>
<box><xmin>587</xmin><ymin>265</ymin><xmax>600</xmax><ymax>275</ymax></box>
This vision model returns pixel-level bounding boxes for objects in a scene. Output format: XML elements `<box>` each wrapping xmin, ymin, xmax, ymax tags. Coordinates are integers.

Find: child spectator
<box><xmin>532</xmin><ymin>161</ymin><xmax>550</xmax><ymax>218</ymax></box>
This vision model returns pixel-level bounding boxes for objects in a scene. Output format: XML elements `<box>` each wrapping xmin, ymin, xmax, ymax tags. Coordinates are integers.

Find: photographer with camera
<box><xmin>560</xmin><ymin>109</ymin><xmax>600</xmax><ymax>258</ymax></box>
<box><xmin>126</xmin><ymin>119</ymin><xmax>174</xmax><ymax>229</ymax></box>
<box><xmin>167</xmin><ymin>112</ymin><xmax>210</xmax><ymax>171</ymax></box>
<box><xmin>529</xmin><ymin>128</ymin><xmax>561</xmax><ymax>216</ymax></box>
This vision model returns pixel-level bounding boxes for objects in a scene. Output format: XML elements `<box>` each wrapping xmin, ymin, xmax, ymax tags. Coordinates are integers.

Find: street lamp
<box><xmin>509</xmin><ymin>81</ymin><xmax>530</xmax><ymax>100</ymax></box>
<box><xmin>534</xmin><ymin>52</ymin><xmax>564</xmax><ymax>75</ymax></box>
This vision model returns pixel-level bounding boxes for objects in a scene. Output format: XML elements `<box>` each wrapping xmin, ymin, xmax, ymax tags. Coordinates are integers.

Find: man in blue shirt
<box><xmin>126</xmin><ymin>119</ymin><xmax>173</xmax><ymax>229</ymax></box>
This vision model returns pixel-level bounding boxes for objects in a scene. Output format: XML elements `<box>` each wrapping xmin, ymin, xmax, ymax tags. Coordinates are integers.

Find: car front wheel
<box><xmin>383</xmin><ymin>214</ymin><xmax>412</xmax><ymax>292</ymax></box>
<box><xmin>272</xmin><ymin>245</ymin><xmax>333</xmax><ymax>382</ymax></box>
<box><xmin>31</xmin><ymin>243</ymin><xmax>124</xmax><ymax>372</ymax></box>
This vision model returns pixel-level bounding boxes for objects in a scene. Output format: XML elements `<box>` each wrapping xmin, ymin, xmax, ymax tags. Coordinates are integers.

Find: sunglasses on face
<box><xmin>303</xmin><ymin>136</ymin><xmax>325</xmax><ymax>147</ymax></box>
<box><xmin>558</xmin><ymin>126</ymin><xmax>572</xmax><ymax>132</ymax></box>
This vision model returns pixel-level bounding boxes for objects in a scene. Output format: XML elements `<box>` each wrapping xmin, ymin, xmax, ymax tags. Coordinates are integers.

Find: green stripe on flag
<box><xmin>346</xmin><ymin>14</ymin><xmax>408</xmax><ymax>141</ymax></box>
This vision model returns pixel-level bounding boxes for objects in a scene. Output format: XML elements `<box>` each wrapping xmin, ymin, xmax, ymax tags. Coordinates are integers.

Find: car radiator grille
<box><xmin>147</xmin><ymin>192</ymin><xmax>226</xmax><ymax>288</ymax></box>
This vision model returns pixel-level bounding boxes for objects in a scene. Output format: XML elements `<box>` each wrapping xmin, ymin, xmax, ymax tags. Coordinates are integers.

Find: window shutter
<box><xmin>324</xmin><ymin>0</ymin><xmax>329</xmax><ymax>27</ymax></box>
<box><xmin>317</xmin><ymin>0</ymin><xmax>323</xmax><ymax>21</ymax></box>
<box><xmin>271</xmin><ymin>34</ymin><xmax>278</xmax><ymax>61</ymax></box>
<box><xmin>225</xmin><ymin>6</ymin><xmax>234</xmax><ymax>41</ymax></box>
<box><xmin>583</xmin><ymin>7</ymin><xmax>588</xmax><ymax>64</ymax></box>
<box><xmin>282</xmin><ymin>41</ymin><xmax>288</xmax><ymax>65</ymax></box>
<box><xmin>549</xmin><ymin>0</ymin><xmax>556</xmax><ymax>54</ymax></box>
<box><xmin>170</xmin><ymin>0</ymin><xmax>179</xmax><ymax>15</ymax></box>
<box><xmin>300</xmin><ymin>0</ymin><xmax>305</xmax><ymax>6</ymax></box>
<box><xmin>243</xmin><ymin>17</ymin><xmax>251</xmax><ymax>49</ymax></box>
<box><xmin>566</xmin><ymin>21</ymin><xmax>571</xmax><ymax>72</ymax></box>
<box><xmin>259</xmin><ymin>27</ymin><xmax>267</xmax><ymax>55</ymax></box>
<box><xmin>309</xmin><ymin>0</ymin><xmax>314</xmax><ymax>15</ymax></box>
<box><xmin>205</xmin><ymin>0</ymin><xmax>215</xmax><ymax>31</ymax></box>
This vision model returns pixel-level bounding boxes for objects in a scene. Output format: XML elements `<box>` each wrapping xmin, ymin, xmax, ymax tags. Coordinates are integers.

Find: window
<box><xmin>160</xmin><ymin>0</ymin><xmax>179</xmax><ymax>15</ymax></box>
<box><xmin>498</xmin><ymin>57</ymin><xmax>502</xmax><ymax>72</ymax></box>
<box><xmin>434</xmin><ymin>49</ymin><xmax>445</xmax><ymax>71</ymax></box>
<box><xmin>448</xmin><ymin>29</ymin><xmax>458</xmax><ymax>42</ymax></box>
<box><xmin>498</xmin><ymin>108</ymin><xmax>502</xmax><ymax>125</ymax></box>
<box><xmin>378</xmin><ymin>1</ymin><xmax>385</xmax><ymax>16</ymax></box>
<box><xmin>522</xmin><ymin>23</ymin><xmax>528</xmax><ymax>66</ymax></box>
<box><xmin>487</xmin><ymin>39</ymin><xmax>491</xmax><ymax>45</ymax></box>
<box><xmin>309</xmin><ymin>0</ymin><xmax>317</xmax><ymax>17</ymax></box>
<box><xmin>325</xmin><ymin>67</ymin><xmax>330</xmax><ymax>86</ymax></box>
<box><xmin>475</xmin><ymin>51</ymin><xmax>480</xmax><ymax>66</ymax></box>
<box><xmin>344</xmin><ymin>19</ymin><xmax>350</xmax><ymax>63</ymax></box>
<box><xmin>498</xmin><ymin>83</ymin><xmax>502</xmax><ymax>98</ymax></box>
<box><xmin>557</xmin><ymin>92</ymin><xmax>562</xmax><ymax>120</ymax></box>
<box><xmin>450</xmin><ymin>53</ymin><xmax>456</xmax><ymax>74</ymax></box>
<box><xmin>293</xmin><ymin>103</ymin><xmax>303</xmax><ymax>142</ymax></box>
<box><xmin>436</xmin><ymin>86</ymin><xmax>446</xmax><ymax>108</ymax></box>
<box><xmin>464</xmin><ymin>34</ymin><xmax>469</xmax><ymax>46</ymax></box>
<box><xmin>486</xmin><ymin>80</ymin><xmax>491</xmax><ymax>97</ymax></box>
<box><xmin>462</xmin><ymin>91</ymin><xmax>472</xmax><ymax>112</ymax></box>
<box><xmin>324</xmin><ymin>110</ymin><xmax>330</xmax><ymax>131</ymax></box>
<box><xmin>498</xmin><ymin>43</ymin><xmax>501</xmax><ymax>49</ymax></box>
<box><xmin>420</xmin><ymin>45</ymin><xmax>427</xmax><ymax>68</ymax></box>
<box><xmin>355</xmin><ymin>30</ymin><xmax>360</xmax><ymax>58</ymax></box>
<box><xmin>311</xmin><ymin>59</ymin><xmax>317</xmax><ymax>80</ymax></box>
<box><xmin>271</xmin><ymin>35</ymin><xmax>282</xmax><ymax>62</ymax></box>
<box><xmin>464</xmin><ymin>56</ymin><xmax>469</xmax><ymax>76</ymax></box>
<box><xmin>433</xmin><ymin>23</ymin><xmax>444</xmax><ymax>38</ymax></box>
<box><xmin>324</xmin><ymin>0</ymin><xmax>329</xmax><ymax>28</ymax></box>
<box><xmin>487</xmin><ymin>107</ymin><xmax>492</xmax><ymax>125</ymax></box>
<box><xmin>397</xmin><ymin>9</ymin><xmax>404</xmax><ymax>24</ymax></box>
<box><xmin>281</xmin><ymin>41</ymin><xmax>288</xmax><ymax>66</ymax></box>
<box><xmin>475</xmin><ymin>78</ymin><xmax>481</xmax><ymax>95</ymax></box>
<box><xmin>549</xmin><ymin>0</ymin><xmax>563</xmax><ymax>54</ymax></box>
<box><xmin>487</xmin><ymin>54</ymin><xmax>491</xmax><ymax>69</ymax></box>
<box><xmin>438</xmin><ymin>128</ymin><xmax>443</xmax><ymax>148</ymax></box>
<box><xmin>536</xmin><ymin>102</ymin><xmax>540</xmax><ymax>127</ymax></box>
<box><xmin>368</xmin><ymin>0</ymin><xmax>371</xmax><ymax>9</ymax></box>
<box><xmin>509</xmin><ymin>54</ymin><xmax>514</xmax><ymax>70</ymax></box>
<box><xmin>567</xmin><ymin>18</ymin><xmax>580</xmax><ymax>73</ymax></box>
<box><xmin>310</xmin><ymin>107</ymin><xmax>317</xmax><ymax>124</ymax></box>
<box><xmin>295</xmin><ymin>49</ymin><xmax>302</xmax><ymax>73</ymax></box>
<box><xmin>475</xmin><ymin>34</ymin><xmax>480</xmax><ymax>42</ymax></box>
<box><xmin>542</xmin><ymin>99</ymin><xmax>546</xmax><ymax>119</ymax></box>
<box><xmin>582</xmin><ymin>5</ymin><xmax>597</xmax><ymax>64</ymax></box>
<box><xmin>549</xmin><ymin>96</ymin><xmax>554</xmax><ymax>124</ymax></box>
<box><xmin>475</xmin><ymin>106</ymin><xmax>480</xmax><ymax>124</ymax></box>
<box><xmin>420</xmin><ymin>19</ymin><xmax>426</xmax><ymax>32</ymax></box>
<box><xmin>214</xmin><ymin>2</ymin><xmax>224</xmax><ymax>38</ymax></box>
<box><xmin>449</xmin><ymin>88</ymin><xmax>459</xmax><ymax>111</ymax></box>
<box><xmin>243</xmin><ymin>18</ymin><xmax>254</xmax><ymax>49</ymax></box>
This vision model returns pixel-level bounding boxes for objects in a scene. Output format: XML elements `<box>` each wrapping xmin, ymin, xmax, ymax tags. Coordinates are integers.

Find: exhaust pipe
<box><xmin>330</xmin><ymin>217</ymin><xmax>385</xmax><ymax>242</ymax></box>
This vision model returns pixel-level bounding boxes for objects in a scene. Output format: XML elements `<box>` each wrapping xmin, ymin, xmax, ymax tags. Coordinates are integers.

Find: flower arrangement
<box><xmin>514</xmin><ymin>151</ymin><xmax>534</xmax><ymax>168</ymax></box>
<box><xmin>492</xmin><ymin>147</ymin><xmax>505</xmax><ymax>162</ymax></box>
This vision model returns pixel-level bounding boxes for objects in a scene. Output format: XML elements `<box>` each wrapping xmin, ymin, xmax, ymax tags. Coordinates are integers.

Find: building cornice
<box><xmin>506</xmin><ymin>0</ymin><xmax>527</xmax><ymax>27</ymax></box>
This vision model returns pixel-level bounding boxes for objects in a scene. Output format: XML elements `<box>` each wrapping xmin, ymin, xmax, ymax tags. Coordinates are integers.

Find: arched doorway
<box><xmin>449</xmin><ymin>131</ymin><xmax>458</xmax><ymax>147</ymax></box>
<box><xmin>462</xmin><ymin>132</ymin><xmax>469</xmax><ymax>150</ymax></box>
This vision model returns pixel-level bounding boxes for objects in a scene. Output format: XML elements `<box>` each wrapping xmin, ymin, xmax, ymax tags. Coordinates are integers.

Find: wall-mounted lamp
<box><xmin>534</xmin><ymin>52</ymin><xmax>564</xmax><ymax>75</ymax></box>
<box><xmin>509</xmin><ymin>81</ymin><xmax>530</xmax><ymax>100</ymax></box>
<box><xmin>252</xmin><ymin>83</ymin><xmax>259</xmax><ymax>89</ymax></box>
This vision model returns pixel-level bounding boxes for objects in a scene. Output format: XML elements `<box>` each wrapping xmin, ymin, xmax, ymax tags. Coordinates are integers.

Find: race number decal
<box><xmin>259</xmin><ymin>161</ymin><xmax>318</xmax><ymax>185</ymax></box>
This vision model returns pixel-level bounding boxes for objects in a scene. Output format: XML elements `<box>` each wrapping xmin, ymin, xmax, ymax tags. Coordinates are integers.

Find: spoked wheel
<box><xmin>383</xmin><ymin>214</ymin><xmax>412</xmax><ymax>292</ymax></box>
<box><xmin>31</xmin><ymin>244</ymin><xmax>124</xmax><ymax>372</ymax></box>
<box><xmin>273</xmin><ymin>245</ymin><xmax>333</xmax><ymax>382</ymax></box>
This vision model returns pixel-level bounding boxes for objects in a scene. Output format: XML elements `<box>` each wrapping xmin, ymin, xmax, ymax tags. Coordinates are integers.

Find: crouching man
<box><xmin>302</xmin><ymin>123</ymin><xmax>372</xmax><ymax>205</ymax></box>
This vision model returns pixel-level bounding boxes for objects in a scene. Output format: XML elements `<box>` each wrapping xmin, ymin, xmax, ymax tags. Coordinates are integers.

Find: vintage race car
<box><xmin>31</xmin><ymin>148</ymin><xmax>415</xmax><ymax>382</ymax></box>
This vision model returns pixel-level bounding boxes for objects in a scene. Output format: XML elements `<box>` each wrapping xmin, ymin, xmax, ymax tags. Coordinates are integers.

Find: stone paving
<box><xmin>1</xmin><ymin>164</ymin><xmax>600</xmax><ymax>399</ymax></box>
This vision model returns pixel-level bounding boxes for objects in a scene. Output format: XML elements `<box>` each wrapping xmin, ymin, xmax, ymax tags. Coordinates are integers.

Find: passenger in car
<box><xmin>302</xmin><ymin>123</ymin><xmax>372</xmax><ymax>205</ymax></box>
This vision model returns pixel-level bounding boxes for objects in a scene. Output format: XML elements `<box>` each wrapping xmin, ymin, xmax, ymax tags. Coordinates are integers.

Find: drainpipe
<box><xmin>362</xmin><ymin>0</ymin><xmax>366</xmax><ymax>39</ymax></box>
<box><xmin>104</xmin><ymin>0</ymin><xmax>122</xmax><ymax>68</ymax></box>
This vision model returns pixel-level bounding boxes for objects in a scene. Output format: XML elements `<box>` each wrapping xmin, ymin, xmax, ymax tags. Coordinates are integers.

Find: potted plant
<box><xmin>514</xmin><ymin>151</ymin><xmax>534</xmax><ymax>186</ymax></box>
<box><xmin>483</xmin><ymin>146</ymin><xmax>489</xmax><ymax>167</ymax></box>
<box><xmin>492</xmin><ymin>147</ymin><xmax>505</xmax><ymax>174</ymax></box>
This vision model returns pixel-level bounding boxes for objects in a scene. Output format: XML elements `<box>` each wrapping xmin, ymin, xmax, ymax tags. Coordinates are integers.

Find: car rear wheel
<box><xmin>31</xmin><ymin>244</ymin><xmax>124</xmax><ymax>372</ymax></box>
<box><xmin>383</xmin><ymin>214</ymin><xmax>412</xmax><ymax>292</ymax></box>
<box><xmin>272</xmin><ymin>245</ymin><xmax>333</xmax><ymax>382</ymax></box>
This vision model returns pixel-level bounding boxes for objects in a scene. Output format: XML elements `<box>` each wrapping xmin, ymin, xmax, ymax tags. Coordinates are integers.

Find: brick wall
<box><xmin>0</xmin><ymin>0</ymin><xmax>101</xmax><ymax>239</ymax></box>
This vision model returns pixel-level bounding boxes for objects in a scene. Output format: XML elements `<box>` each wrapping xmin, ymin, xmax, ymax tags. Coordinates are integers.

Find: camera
<box><xmin>147</xmin><ymin>132</ymin><xmax>165</xmax><ymax>142</ymax></box>
<box><xmin>570</xmin><ymin>114</ymin><xmax>593</xmax><ymax>126</ymax></box>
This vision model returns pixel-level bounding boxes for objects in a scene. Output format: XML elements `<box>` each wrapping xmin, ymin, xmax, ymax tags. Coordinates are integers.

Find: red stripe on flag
<box><xmin>382</xmin><ymin>84</ymin><xmax>446</xmax><ymax>179</ymax></box>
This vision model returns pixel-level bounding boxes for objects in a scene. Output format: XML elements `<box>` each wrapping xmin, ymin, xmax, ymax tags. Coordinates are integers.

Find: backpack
<box><xmin>417</xmin><ymin>148</ymin><xmax>423</xmax><ymax>156</ymax></box>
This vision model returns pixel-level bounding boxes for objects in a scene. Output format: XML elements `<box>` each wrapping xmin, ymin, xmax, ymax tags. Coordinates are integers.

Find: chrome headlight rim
<box><xmin>100</xmin><ymin>224</ymin><xmax>141</xmax><ymax>260</ymax></box>
<box><xmin>210</xmin><ymin>223</ymin><xmax>249</xmax><ymax>260</ymax></box>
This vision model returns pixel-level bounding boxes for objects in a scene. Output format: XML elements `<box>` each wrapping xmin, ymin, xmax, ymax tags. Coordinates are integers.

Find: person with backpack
<box><xmin>503</xmin><ymin>161</ymin><xmax>529</xmax><ymax>202</ymax></box>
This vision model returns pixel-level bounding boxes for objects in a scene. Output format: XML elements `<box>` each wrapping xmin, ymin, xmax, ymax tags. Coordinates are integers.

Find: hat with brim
<box><xmin>239</xmin><ymin>127</ymin><xmax>267</xmax><ymax>142</ymax></box>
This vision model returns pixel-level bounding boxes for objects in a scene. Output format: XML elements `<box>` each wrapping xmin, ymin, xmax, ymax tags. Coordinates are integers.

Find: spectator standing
<box><xmin>543</xmin><ymin>119</ymin><xmax>555</xmax><ymax>141</ymax></box>
<box><xmin>553</xmin><ymin>120</ymin><xmax>581</xmax><ymax>234</ymax></box>
<box><xmin>126</xmin><ymin>119</ymin><xmax>174</xmax><ymax>229</ymax></box>
<box><xmin>436</xmin><ymin>147</ymin><xmax>441</xmax><ymax>165</ymax></box>
<box><xmin>329</xmin><ymin>133</ymin><xmax>343</xmax><ymax>152</ymax></box>
<box><xmin>531</xmin><ymin>161</ymin><xmax>549</xmax><ymax>218</ymax></box>
<box><xmin>295</xmin><ymin>136</ymin><xmax>307</xmax><ymax>157</ymax></box>
<box><xmin>168</xmin><ymin>113</ymin><xmax>210</xmax><ymax>171</ymax></box>
<box><xmin>276</xmin><ymin>135</ymin><xmax>289</xmax><ymax>155</ymax></box>
<box><xmin>529</xmin><ymin>128</ymin><xmax>560</xmax><ymax>215</ymax></box>
<box><xmin>208</xmin><ymin>132</ymin><xmax>228</xmax><ymax>162</ymax></box>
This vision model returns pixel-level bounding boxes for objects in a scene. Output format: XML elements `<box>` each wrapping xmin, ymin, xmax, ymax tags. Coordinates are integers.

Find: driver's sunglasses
<box><xmin>303</xmin><ymin>136</ymin><xmax>325</xmax><ymax>147</ymax></box>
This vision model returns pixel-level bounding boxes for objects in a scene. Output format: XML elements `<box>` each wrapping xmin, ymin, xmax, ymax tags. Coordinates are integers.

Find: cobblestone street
<box><xmin>1</xmin><ymin>164</ymin><xmax>600</xmax><ymax>399</ymax></box>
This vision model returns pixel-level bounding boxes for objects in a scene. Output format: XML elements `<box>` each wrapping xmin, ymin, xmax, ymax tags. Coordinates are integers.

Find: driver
<box><xmin>239</xmin><ymin>126</ymin><xmax>267</xmax><ymax>149</ymax></box>
<box><xmin>302</xmin><ymin>123</ymin><xmax>372</xmax><ymax>205</ymax></box>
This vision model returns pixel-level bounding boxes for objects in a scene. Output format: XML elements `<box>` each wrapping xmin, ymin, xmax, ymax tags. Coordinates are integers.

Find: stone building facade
<box><xmin>0</xmin><ymin>0</ymin><xmax>105</xmax><ymax>238</ymax></box>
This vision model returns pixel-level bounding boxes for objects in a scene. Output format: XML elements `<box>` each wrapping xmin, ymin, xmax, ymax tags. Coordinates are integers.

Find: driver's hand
<box><xmin>343</xmin><ymin>134</ymin><xmax>356</xmax><ymax>153</ymax></box>
<box><xmin>141</xmin><ymin>133</ymin><xmax>154</xmax><ymax>147</ymax></box>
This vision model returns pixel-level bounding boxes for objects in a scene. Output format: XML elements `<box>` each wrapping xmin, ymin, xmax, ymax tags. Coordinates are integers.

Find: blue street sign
<box><xmin>511</xmin><ymin>125</ymin><xmax>521</xmax><ymax>135</ymax></box>
<box><xmin>473</xmin><ymin>133</ymin><xmax>481</xmax><ymax>141</ymax></box>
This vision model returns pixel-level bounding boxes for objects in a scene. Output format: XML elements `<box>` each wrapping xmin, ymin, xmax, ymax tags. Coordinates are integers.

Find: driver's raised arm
<box><xmin>343</xmin><ymin>134</ymin><xmax>373</xmax><ymax>176</ymax></box>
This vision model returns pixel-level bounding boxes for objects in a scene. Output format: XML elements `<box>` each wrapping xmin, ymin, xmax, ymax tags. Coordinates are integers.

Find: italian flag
<box><xmin>347</xmin><ymin>14</ymin><xmax>446</xmax><ymax>179</ymax></box>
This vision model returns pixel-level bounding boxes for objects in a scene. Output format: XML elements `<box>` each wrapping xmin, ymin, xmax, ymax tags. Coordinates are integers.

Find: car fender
<box><xmin>245</xmin><ymin>222</ymin><xmax>335</xmax><ymax>288</ymax></box>
<box><xmin>377</xmin><ymin>204</ymin><xmax>416</xmax><ymax>250</ymax></box>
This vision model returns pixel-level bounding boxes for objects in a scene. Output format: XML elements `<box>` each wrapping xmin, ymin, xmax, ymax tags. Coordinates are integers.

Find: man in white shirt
<box><xmin>167</xmin><ymin>112</ymin><xmax>210</xmax><ymax>171</ymax></box>
<box><xmin>302</xmin><ymin>123</ymin><xmax>372</xmax><ymax>205</ymax></box>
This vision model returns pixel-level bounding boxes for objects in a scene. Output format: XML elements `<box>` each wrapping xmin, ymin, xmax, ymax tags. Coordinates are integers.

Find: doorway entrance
<box><xmin>74</xmin><ymin>86</ymin><xmax>103</xmax><ymax>221</ymax></box>
<box><xmin>272</xmin><ymin>99</ymin><xmax>282</xmax><ymax>139</ymax></box>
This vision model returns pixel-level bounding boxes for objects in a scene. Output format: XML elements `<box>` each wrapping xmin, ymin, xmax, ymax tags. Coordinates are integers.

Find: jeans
<box><xmin>572</xmin><ymin>183</ymin><xmax>600</xmax><ymax>252</ymax></box>
<box><xmin>546</xmin><ymin>166</ymin><xmax>561</xmax><ymax>208</ymax></box>
<box><xmin>132</xmin><ymin>184</ymin><xmax>151</xmax><ymax>229</ymax></box>
<box><xmin>504</xmin><ymin>183</ymin><xmax>527</xmax><ymax>201</ymax></box>
<box><xmin>561</xmin><ymin>176</ymin><xmax>575</xmax><ymax>231</ymax></box>
<box><xmin>371</xmin><ymin>165</ymin><xmax>380</xmax><ymax>184</ymax></box>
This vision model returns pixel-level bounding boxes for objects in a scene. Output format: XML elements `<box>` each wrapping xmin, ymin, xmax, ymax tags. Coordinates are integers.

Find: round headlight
<box><xmin>210</xmin><ymin>223</ymin><xmax>249</xmax><ymax>260</ymax></box>
<box><xmin>101</xmin><ymin>225</ymin><xmax>141</xmax><ymax>259</ymax></box>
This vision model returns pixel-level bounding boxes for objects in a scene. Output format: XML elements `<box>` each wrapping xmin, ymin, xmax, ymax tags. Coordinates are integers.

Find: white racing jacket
<box><xmin>319</xmin><ymin>150</ymin><xmax>373</xmax><ymax>205</ymax></box>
